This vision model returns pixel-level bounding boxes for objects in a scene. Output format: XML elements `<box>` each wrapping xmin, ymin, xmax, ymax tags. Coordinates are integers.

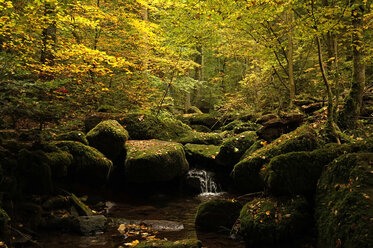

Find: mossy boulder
<box><xmin>45</xmin><ymin>148</ymin><xmax>73</xmax><ymax>178</ymax></box>
<box><xmin>195</xmin><ymin>199</ymin><xmax>242</xmax><ymax>231</ymax></box>
<box><xmin>86</xmin><ymin>120</ymin><xmax>129</xmax><ymax>160</ymax></box>
<box><xmin>56</xmin><ymin>131</ymin><xmax>88</xmax><ymax>145</ymax></box>
<box><xmin>190</xmin><ymin>124</ymin><xmax>211</xmax><ymax>133</ymax></box>
<box><xmin>55</xmin><ymin>141</ymin><xmax>113</xmax><ymax>185</ymax></box>
<box><xmin>240</xmin><ymin>140</ymin><xmax>264</xmax><ymax>160</ymax></box>
<box><xmin>136</xmin><ymin>239</ymin><xmax>202</xmax><ymax>248</ymax></box>
<box><xmin>124</xmin><ymin>140</ymin><xmax>189</xmax><ymax>184</ymax></box>
<box><xmin>315</xmin><ymin>153</ymin><xmax>373</xmax><ymax>248</ymax></box>
<box><xmin>184</xmin><ymin>144</ymin><xmax>220</xmax><ymax>169</ymax></box>
<box><xmin>216</xmin><ymin>131</ymin><xmax>257</xmax><ymax>170</ymax></box>
<box><xmin>263</xmin><ymin>143</ymin><xmax>357</xmax><ymax>196</ymax></box>
<box><xmin>176</xmin><ymin>132</ymin><xmax>223</xmax><ymax>145</ymax></box>
<box><xmin>221</xmin><ymin>120</ymin><xmax>261</xmax><ymax>134</ymax></box>
<box><xmin>231</xmin><ymin>125</ymin><xmax>320</xmax><ymax>193</ymax></box>
<box><xmin>239</xmin><ymin>196</ymin><xmax>310</xmax><ymax>246</ymax></box>
<box><xmin>0</xmin><ymin>208</ymin><xmax>9</xmax><ymax>234</ymax></box>
<box><xmin>17</xmin><ymin>149</ymin><xmax>53</xmax><ymax>195</ymax></box>
<box><xmin>179</xmin><ymin>113</ymin><xmax>222</xmax><ymax>130</ymax></box>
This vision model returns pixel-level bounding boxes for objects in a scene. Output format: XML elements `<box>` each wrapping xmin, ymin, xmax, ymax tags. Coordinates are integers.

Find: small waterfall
<box><xmin>186</xmin><ymin>169</ymin><xmax>222</xmax><ymax>196</ymax></box>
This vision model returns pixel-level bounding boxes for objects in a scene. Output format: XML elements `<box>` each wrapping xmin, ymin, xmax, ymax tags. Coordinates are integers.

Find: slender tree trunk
<box><xmin>287</xmin><ymin>8</ymin><xmax>295</xmax><ymax>108</ymax></box>
<box><xmin>338</xmin><ymin>1</ymin><xmax>365</xmax><ymax>129</ymax></box>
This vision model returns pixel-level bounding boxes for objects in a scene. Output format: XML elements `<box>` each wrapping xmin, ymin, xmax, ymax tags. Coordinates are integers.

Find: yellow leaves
<box><xmin>211</xmin><ymin>155</ymin><xmax>216</xmax><ymax>159</ymax></box>
<box><xmin>265</xmin><ymin>211</ymin><xmax>271</xmax><ymax>216</ymax></box>
<box><xmin>123</xmin><ymin>240</ymin><xmax>139</xmax><ymax>247</ymax></box>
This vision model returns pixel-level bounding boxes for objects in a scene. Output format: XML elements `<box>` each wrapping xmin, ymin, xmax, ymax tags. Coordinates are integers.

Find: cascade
<box><xmin>186</xmin><ymin>169</ymin><xmax>222</xmax><ymax>196</ymax></box>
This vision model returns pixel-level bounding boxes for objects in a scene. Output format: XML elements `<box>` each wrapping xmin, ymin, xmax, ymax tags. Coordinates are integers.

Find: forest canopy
<box><xmin>0</xmin><ymin>0</ymin><xmax>372</xmax><ymax>131</ymax></box>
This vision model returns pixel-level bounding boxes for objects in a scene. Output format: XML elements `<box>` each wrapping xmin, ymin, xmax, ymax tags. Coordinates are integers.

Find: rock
<box><xmin>232</xmin><ymin>125</ymin><xmax>319</xmax><ymax>193</ymax></box>
<box><xmin>86</xmin><ymin>120</ymin><xmax>129</xmax><ymax>160</ymax></box>
<box><xmin>54</xmin><ymin>141</ymin><xmax>113</xmax><ymax>185</ymax></box>
<box><xmin>195</xmin><ymin>199</ymin><xmax>242</xmax><ymax>231</ymax></box>
<box><xmin>176</xmin><ymin>132</ymin><xmax>223</xmax><ymax>145</ymax></box>
<box><xmin>179</xmin><ymin>113</ymin><xmax>222</xmax><ymax>130</ymax></box>
<box><xmin>239</xmin><ymin>196</ymin><xmax>310</xmax><ymax>246</ymax></box>
<box><xmin>42</xmin><ymin>210</ymin><xmax>75</xmax><ymax>230</ymax></box>
<box><xmin>45</xmin><ymin>148</ymin><xmax>73</xmax><ymax>178</ymax></box>
<box><xmin>240</xmin><ymin>140</ymin><xmax>264</xmax><ymax>160</ymax></box>
<box><xmin>17</xmin><ymin>149</ymin><xmax>53</xmax><ymax>195</ymax></box>
<box><xmin>73</xmin><ymin>215</ymin><xmax>107</xmax><ymax>235</ymax></box>
<box><xmin>124</xmin><ymin>140</ymin><xmax>189</xmax><ymax>184</ymax></box>
<box><xmin>216</xmin><ymin>131</ymin><xmax>257</xmax><ymax>170</ymax></box>
<box><xmin>184</xmin><ymin>143</ymin><xmax>220</xmax><ymax>169</ymax></box>
<box><xmin>315</xmin><ymin>153</ymin><xmax>373</xmax><ymax>248</ymax></box>
<box><xmin>114</xmin><ymin>219</ymin><xmax>184</xmax><ymax>232</ymax></box>
<box><xmin>190</xmin><ymin>124</ymin><xmax>211</xmax><ymax>133</ymax></box>
<box><xmin>136</xmin><ymin>239</ymin><xmax>202</xmax><ymax>248</ymax></box>
<box><xmin>56</xmin><ymin>131</ymin><xmax>89</xmax><ymax>145</ymax></box>
<box><xmin>264</xmin><ymin>143</ymin><xmax>357</xmax><ymax>196</ymax></box>
<box><xmin>42</xmin><ymin>195</ymin><xmax>70</xmax><ymax>210</ymax></box>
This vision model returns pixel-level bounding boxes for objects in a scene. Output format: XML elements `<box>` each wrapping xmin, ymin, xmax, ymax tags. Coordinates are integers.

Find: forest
<box><xmin>0</xmin><ymin>0</ymin><xmax>372</xmax><ymax>247</ymax></box>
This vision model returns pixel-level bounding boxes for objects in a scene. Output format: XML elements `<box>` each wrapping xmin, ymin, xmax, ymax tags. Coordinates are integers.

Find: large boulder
<box><xmin>179</xmin><ymin>113</ymin><xmax>222</xmax><ymax>130</ymax></box>
<box><xmin>231</xmin><ymin>125</ymin><xmax>320</xmax><ymax>193</ymax></box>
<box><xmin>263</xmin><ymin>143</ymin><xmax>358</xmax><ymax>196</ymax></box>
<box><xmin>216</xmin><ymin>131</ymin><xmax>257</xmax><ymax>170</ymax></box>
<box><xmin>315</xmin><ymin>153</ymin><xmax>373</xmax><ymax>248</ymax></box>
<box><xmin>239</xmin><ymin>196</ymin><xmax>310</xmax><ymax>246</ymax></box>
<box><xmin>124</xmin><ymin>140</ymin><xmax>189</xmax><ymax>184</ymax></box>
<box><xmin>184</xmin><ymin>143</ymin><xmax>220</xmax><ymax>169</ymax></box>
<box><xmin>55</xmin><ymin>141</ymin><xmax>113</xmax><ymax>185</ymax></box>
<box><xmin>220</xmin><ymin>120</ymin><xmax>261</xmax><ymax>134</ymax></box>
<box><xmin>86</xmin><ymin>120</ymin><xmax>129</xmax><ymax>161</ymax></box>
<box><xmin>195</xmin><ymin>199</ymin><xmax>242</xmax><ymax>231</ymax></box>
<box><xmin>176</xmin><ymin>132</ymin><xmax>223</xmax><ymax>145</ymax></box>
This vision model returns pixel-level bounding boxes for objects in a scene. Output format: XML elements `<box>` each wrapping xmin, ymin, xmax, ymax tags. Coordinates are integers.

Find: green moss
<box><xmin>96</xmin><ymin>104</ymin><xmax>118</xmax><ymax>113</ymax></box>
<box><xmin>0</xmin><ymin>208</ymin><xmax>9</xmax><ymax>234</ymax></box>
<box><xmin>195</xmin><ymin>199</ymin><xmax>241</xmax><ymax>231</ymax></box>
<box><xmin>124</xmin><ymin>140</ymin><xmax>189</xmax><ymax>184</ymax></box>
<box><xmin>45</xmin><ymin>149</ymin><xmax>73</xmax><ymax>178</ymax></box>
<box><xmin>216</xmin><ymin>131</ymin><xmax>257</xmax><ymax>169</ymax></box>
<box><xmin>136</xmin><ymin>239</ymin><xmax>202</xmax><ymax>248</ymax></box>
<box><xmin>190</xmin><ymin>124</ymin><xmax>211</xmax><ymax>132</ymax></box>
<box><xmin>315</xmin><ymin>153</ymin><xmax>373</xmax><ymax>248</ymax></box>
<box><xmin>17</xmin><ymin>149</ymin><xmax>53</xmax><ymax>195</ymax></box>
<box><xmin>56</xmin><ymin>131</ymin><xmax>89</xmax><ymax>145</ymax></box>
<box><xmin>239</xmin><ymin>196</ymin><xmax>310</xmax><ymax>246</ymax></box>
<box><xmin>184</xmin><ymin>143</ymin><xmax>220</xmax><ymax>169</ymax></box>
<box><xmin>264</xmin><ymin>143</ymin><xmax>356</xmax><ymax>196</ymax></box>
<box><xmin>231</xmin><ymin>125</ymin><xmax>320</xmax><ymax>193</ymax></box>
<box><xmin>176</xmin><ymin>132</ymin><xmax>223</xmax><ymax>145</ymax></box>
<box><xmin>186</xmin><ymin>113</ymin><xmax>221</xmax><ymax>129</ymax></box>
<box><xmin>221</xmin><ymin>120</ymin><xmax>261</xmax><ymax>134</ymax></box>
<box><xmin>240</xmin><ymin>140</ymin><xmax>264</xmax><ymax>160</ymax></box>
<box><xmin>86</xmin><ymin>120</ymin><xmax>129</xmax><ymax>160</ymax></box>
<box><xmin>54</xmin><ymin>141</ymin><xmax>113</xmax><ymax>185</ymax></box>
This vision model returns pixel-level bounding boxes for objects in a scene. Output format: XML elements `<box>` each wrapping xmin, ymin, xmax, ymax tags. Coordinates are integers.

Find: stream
<box><xmin>36</xmin><ymin>170</ymin><xmax>246</xmax><ymax>248</ymax></box>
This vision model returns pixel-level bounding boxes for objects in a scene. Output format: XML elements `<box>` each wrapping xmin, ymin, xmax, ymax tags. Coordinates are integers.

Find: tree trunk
<box><xmin>338</xmin><ymin>1</ymin><xmax>365</xmax><ymax>129</ymax></box>
<box><xmin>287</xmin><ymin>8</ymin><xmax>295</xmax><ymax>109</ymax></box>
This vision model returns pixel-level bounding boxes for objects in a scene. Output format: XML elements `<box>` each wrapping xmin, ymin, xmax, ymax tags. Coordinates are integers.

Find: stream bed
<box><xmin>36</xmin><ymin>191</ymin><xmax>246</xmax><ymax>248</ymax></box>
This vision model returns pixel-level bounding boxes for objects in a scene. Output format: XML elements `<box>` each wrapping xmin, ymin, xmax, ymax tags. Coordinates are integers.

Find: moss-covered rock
<box><xmin>176</xmin><ymin>132</ymin><xmax>223</xmax><ymax>145</ymax></box>
<box><xmin>190</xmin><ymin>124</ymin><xmax>211</xmax><ymax>133</ymax></box>
<box><xmin>45</xmin><ymin>149</ymin><xmax>73</xmax><ymax>178</ymax></box>
<box><xmin>124</xmin><ymin>140</ymin><xmax>189</xmax><ymax>184</ymax></box>
<box><xmin>231</xmin><ymin>125</ymin><xmax>320</xmax><ymax>193</ymax></box>
<box><xmin>136</xmin><ymin>239</ymin><xmax>202</xmax><ymax>248</ymax></box>
<box><xmin>17</xmin><ymin>149</ymin><xmax>53</xmax><ymax>195</ymax></box>
<box><xmin>184</xmin><ymin>143</ymin><xmax>220</xmax><ymax>169</ymax></box>
<box><xmin>216</xmin><ymin>131</ymin><xmax>257</xmax><ymax>170</ymax></box>
<box><xmin>195</xmin><ymin>199</ymin><xmax>241</xmax><ymax>232</ymax></box>
<box><xmin>179</xmin><ymin>113</ymin><xmax>222</xmax><ymax>129</ymax></box>
<box><xmin>221</xmin><ymin>120</ymin><xmax>261</xmax><ymax>134</ymax></box>
<box><xmin>56</xmin><ymin>131</ymin><xmax>89</xmax><ymax>145</ymax></box>
<box><xmin>54</xmin><ymin>141</ymin><xmax>113</xmax><ymax>185</ymax></box>
<box><xmin>239</xmin><ymin>196</ymin><xmax>310</xmax><ymax>246</ymax></box>
<box><xmin>0</xmin><ymin>208</ymin><xmax>9</xmax><ymax>234</ymax></box>
<box><xmin>240</xmin><ymin>140</ymin><xmax>264</xmax><ymax>160</ymax></box>
<box><xmin>315</xmin><ymin>153</ymin><xmax>373</xmax><ymax>248</ymax></box>
<box><xmin>86</xmin><ymin>120</ymin><xmax>129</xmax><ymax>160</ymax></box>
<box><xmin>263</xmin><ymin>143</ymin><xmax>356</xmax><ymax>196</ymax></box>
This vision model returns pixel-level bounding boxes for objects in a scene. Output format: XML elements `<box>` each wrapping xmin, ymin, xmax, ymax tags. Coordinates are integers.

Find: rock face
<box><xmin>239</xmin><ymin>196</ymin><xmax>310</xmax><ymax>246</ymax></box>
<box><xmin>315</xmin><ymin>153</ymin><xmax>373</xmax><ymax>248</ymax></box>
<box><xmin>216</xmin><ymin>131</ymin><xmax>257</xmax><ymax>170</ymax></box>
<box><xmin>55</xmin><ymin>141</ymin><xmax>113</xmax><ymax>185</ymax></box>
<box><xmin>263</xmin><ymin>143</ymin><xmax>357</xmax><ymax>196</ymax></box>
<box><xmin>256</xmin><ymin>113</ymin><xmax>304</xmax><ymax>142</ymax></box>
<box><xmin>124</xmin><ymin>140</ymin><xmax>189</xmax><ymax>184</ymax></box>
<box><xmin>184</xmin><ymin>143</ymin><xmax>220</xmax><ymax>169</ymax></box>
<box><xmin>231</xmin><ymin>125</ymin><xmax>319</xmax><ymax>193</ymax></box>
<box><xmin>195</xmin><ymin>199</ymin><xmax>241</xmax><ymax>231</ymax></box>
<box><xmin>86</xmin><ymin>120</ymin><xmax>129</xmax><ymax>161</ymax></box>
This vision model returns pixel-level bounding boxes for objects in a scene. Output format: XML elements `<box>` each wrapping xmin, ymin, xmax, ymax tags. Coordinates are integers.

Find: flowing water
<box><xmin>35</xmin><ymin>171</ymin><xmax>245</xmax><ymax>248</ymax></box>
